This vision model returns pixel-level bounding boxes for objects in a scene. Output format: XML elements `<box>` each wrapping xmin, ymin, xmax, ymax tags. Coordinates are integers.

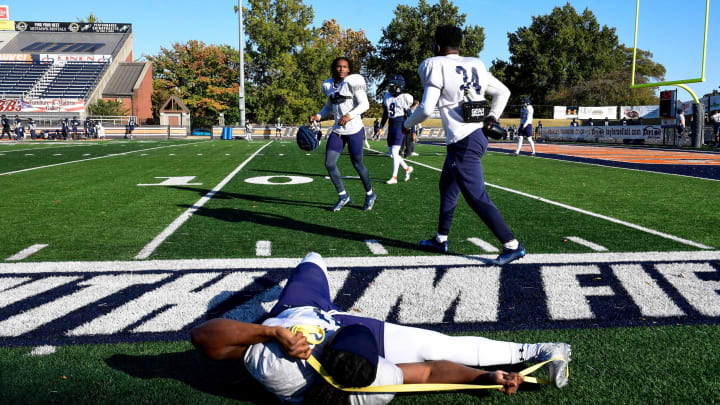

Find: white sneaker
<box><xmin>410</xmin><ymin>152</ymin><xmax>419</xmax><ymax>156</ymax></box>
<box><xmin>386</xmin><ymin>177</ymin><xmax>398</xmax><ymax>184</ymax></box>
<box><xmin>538</xmin><ymin>343</ymin><xmax>571</xmax><ymax>388</ymax></box>
<box><xmin>404</xmin><ymin>166</ymin><xmax>413</xmax><ymax>182</ymax></box>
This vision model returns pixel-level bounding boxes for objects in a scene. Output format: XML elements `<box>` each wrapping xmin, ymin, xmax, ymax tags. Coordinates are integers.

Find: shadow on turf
<box><xmin>180</xmin><ymin>203</ymin><xmax>430</xmax><ymax>253</ymax></box>
<box><xmin>105</xmin><ymin>349</ymin><xmax>282</xmax><ymax>404</ymax></box>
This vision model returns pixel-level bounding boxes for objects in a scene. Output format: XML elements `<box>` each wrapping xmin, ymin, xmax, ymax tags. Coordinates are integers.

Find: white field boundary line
<box><xmin>565</xmin><ymin>236</ymin><xmax>608</xmax><ymax>252</ymax></box>
<box><xmin>0</xmin><ymin>143</ymin><xmax>93</xmax><ymax>153</ymax></box>
<box><xmin>484</xmin><ymin>148</ymin><xmax>720</xmax><ymax>183</ymax></box>
<box><xmin>371</xmin><ymin>148</ymin><xmax>714</xmax><ymax>250</ymax></box>
<box><xmin>135</xmin><ymin>141</ymin><xmax>273</xmax><ymax>260</ymax></box>
<box><xmin>0</xmin><ymin>141</ymin><xmax>206</xmax><ymax>176</ymax></box>
<box><xmin>1</xmin><ymin>250</ymin><xmax>720</xmax><ymax>274</ymax></box>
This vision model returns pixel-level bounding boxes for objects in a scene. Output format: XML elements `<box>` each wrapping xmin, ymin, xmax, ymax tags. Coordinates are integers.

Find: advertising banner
<box><xmin>0</xmin><ymin>5</ymin><xmax>8</xmax><ymax>20</ymax></box>
<box><xmin>0</xmin><ymin>53</ymin><xmax>31</xmax><ymax>62</ymax></box>
<box><xmin>14</xmin><ymin>21</ymin><xmax>131</xmax><ymax>33</ymax></box>
<box><xmin>708</xmin><ymin>96</ymin><xmax>720</xmax><ymax>112</ymax></box>
<box><xmin>541</xmin><ymin>125</ymin><xmax>663</xmax><ymax>145</ymax></box>
<box><xmin>39</xmin><ymin>54</ymin><xmax>111</xmax><ymax>63</ymax></box>
<box><xmin>5</xmin><ymin>98</ymin><xmax>85</xmax><ymax>113</ymax></box>
<box><xmin>553</xmin><ymin>106</ymin><xmax>579</xmax><ymax>119</ymax></box>
<box><xmin>0</xmin><ymin>20</ymin><xmax>12</xmax><ymax>30</ymax></box>
<box><xmin>620</xmin><ymin>105</ymin><xmax>659</xmax><ymax>119</ymax></box>
<box><xmin>578</xmin><ymin>106</ymin><xmax>617</xmax><ymax>120</ymax></box>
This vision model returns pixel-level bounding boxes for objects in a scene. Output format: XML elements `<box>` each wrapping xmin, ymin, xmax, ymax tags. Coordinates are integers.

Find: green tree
<box><xmin>145</xmin><ymin>41</ymin><xmax>240</xmax><ymax>128</ymax></box>
<box><xmin>77</xmin><ymin>13</ymin><xmax>100</xmax><ymax>23</ymax></box>
<box><xmin>370</xmin><ymin>0</ymin><xmax>485</xmax><ymax>98</ymax></box>
<box><xmin>86</xmin><ymin>99</ymin><xmax>128</xmax><ymax>116</ymax></box>
<box><xmin>494</xmin><ymin>3</ymin><xmax>665</xmax><ymax>107</ymax></box>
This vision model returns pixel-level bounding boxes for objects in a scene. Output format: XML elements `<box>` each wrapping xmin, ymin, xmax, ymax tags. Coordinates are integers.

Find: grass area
<box><xmin>2</xmin><ymin>325</ymin><xmax>718</xmax><ymax>404</ymax></box>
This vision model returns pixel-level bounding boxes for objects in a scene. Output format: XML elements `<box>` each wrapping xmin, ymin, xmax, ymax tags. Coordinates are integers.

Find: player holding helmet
<box><xmin>514</xmin><ymin>97</ymin><xmax>536</xmax><ymax>156</ymax></box>
<box><xmin>377</xmin><ymin>75</ymin><xmax>414</xmax><ymax>184</ymax></box>
<box><xmin>309</xmin><ymin>57</ymin><xmax>376</xmax><ymax>212</ymax></box>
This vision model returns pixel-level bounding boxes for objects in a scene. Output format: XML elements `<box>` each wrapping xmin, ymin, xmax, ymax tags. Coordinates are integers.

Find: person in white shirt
<box><xmin>403</xmin><ymin>25</ymin><xmax>525</xmax><ymax>265</ymax></box>
<box><xmin>709</xmin><ymin>109</ymin><xmax>720</xmax><ymax>147</ymax></box>
<box><xmin>190</xmin><ymin>252</ymin><xmax>571</xmax><ymax>404</ymax></box>
<box><xmin>676</xmin><ymin>108</ymin><xmax>685</xmax><ymax>147</ymax></box>
<box><xmin>309</xmin><ymin>57</ymin><xmax>376</xmax><ymax>212</ymax></box>
<box><xmin>513</xmin><ymin>97</ymin><xmax>536</xmax><ymax>156</ymax></box>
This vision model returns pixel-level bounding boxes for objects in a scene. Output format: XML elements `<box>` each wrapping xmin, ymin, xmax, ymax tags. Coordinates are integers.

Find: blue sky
<box><xmin>4</xmin><ymin>0</ymin><xmax>718</xmax><ymax>101</ymax></box>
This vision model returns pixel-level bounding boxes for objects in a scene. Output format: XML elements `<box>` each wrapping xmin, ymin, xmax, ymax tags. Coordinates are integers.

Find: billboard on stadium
<box><xmin>578</xmin><ymin>106</ymin><xmax>617</xmax><ymax>120</ymax></box>
<box><xmin>709</xmin><ymin>96</ymin><xmax>720</xmax><ymax>112</ymax></box>
<box><xmin>0</xmin><ymin>53</ymin><xmax>31</xmax><ymax>62</ymax></box>
<box><xmin>39</xmin><ymin>54</ymin><xmax>112</xmax><ymax>63</ymax></box>
<box><xmin>0</xmin><ymin>20</ymin><xmax>12</xmax><ymax>30</ymax></box>
<box><xmin>542</xmin><ymin>125</ymin><xmax>663</xmax><ymax>144</ymax></box>
<box><xmin>553</xmin><ymin>106</ymin><xmax>579</xmax><ymax>119</ymax></box>
<box><xmin>14</xmin><ymin>21</ymin><xmax>131</xmax><ymax>33</ymax></box>
<box><xmin>0</xmin><ymin>5</ymin><xmax>8</xmax><ymax>20</ymax></box>
<box><xmin>620</xmin><ymin>105</ymin><xmax>660</xmax><ymax>119</ymax></box>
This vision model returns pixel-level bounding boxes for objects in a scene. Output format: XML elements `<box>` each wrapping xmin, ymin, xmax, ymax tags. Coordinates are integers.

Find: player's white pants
<box><xmin>384</xmin><ymin>323</ymin><xmax>538</xmax><ymax>366</ymax></box>
<box><xmin>388</xmin><ymin>145</ymin><xmax>407</xmax><ymax>178</ymax></box>
<box><xmin>515</xmin><ymin>136</ymin><xmax>535</xmax><ymax>154</ymax></box>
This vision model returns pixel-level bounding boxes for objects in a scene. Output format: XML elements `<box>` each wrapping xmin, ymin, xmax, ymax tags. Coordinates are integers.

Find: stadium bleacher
<box><xmin>0</xmin><ymin>62</ymin><xmax>50</xmax><ymax>98</ymax></box>
<box><xmin>39</xmin><ymin>61</ymin><xmax>108</xmax><ymax>99</ymax></box>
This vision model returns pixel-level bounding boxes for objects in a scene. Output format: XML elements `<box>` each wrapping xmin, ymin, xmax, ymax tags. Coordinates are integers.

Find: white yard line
<box><xmin>0</xmin><ymin>141</ymin><xmax>205</xmax><ymax>176</ymax></box>
<box><xmin>2</xmin><ymin>250</ymin><xmax>720</xmax><ymax>274</ymax></box>
<box><xmin>374</xmin><ymin>149</ymin><xmax>713</xmax><ymax>250</ymax></box>
<box><xmin>565</xmin><ymin>236</ymin><xmax>608</xmax><ymax>252</ymax></box>
<box><xmin>0</xmin><ymin>144</ymin><xmax>91</xmax><ymax>153</ymax></box>
<box><xmin>256</xmin><ymin>240</ymin><xmax>272</xmax><ymax>257</ymax></box>
<box><xmin>5</xmin><ymin>244</ymin><xmax>48</xmax><ymax>261</ymax></box>
<box><xmin>135</xmin><ymin>142</ymin><xmax>273</xmax><ymax>260</ymax></box>
<box><xmin>467</xmin><ymin>238</ymin><xmax>499</xmax><ymax>252</ymax></box>
<box><xmin>365</xmin><ymin>240</ymin><xmax>389</xmax><ymax>255</ymax></box>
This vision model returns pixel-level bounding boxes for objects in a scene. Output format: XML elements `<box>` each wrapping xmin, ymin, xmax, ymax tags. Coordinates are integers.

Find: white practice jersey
<box><xmin>406</xmin><ymin>54</ymin><xmax>510</xmax><ymax>144</ymax></box>
<box><xmin>317</xmin><ymin>74</ymin><xmax>369</xmax><ymax>135</ymax></box>
<box><xmin>710</xmin><ymin>111</ymin><xmax>719</xmax><ymax>124</ymax></box>
<box><xmin>520</xmin><ymin>105</ymin><xmax>533</xmax><ymax>128</ymax></box>
<box><xmin>383</xmin><ymin>92</ymin><xmax>413</xmax><ymax>120</ymax></box>
<box><xmin>243</xmin><ymin>306</ymin><xmax>401</xmax><ymax>405</ymax></box>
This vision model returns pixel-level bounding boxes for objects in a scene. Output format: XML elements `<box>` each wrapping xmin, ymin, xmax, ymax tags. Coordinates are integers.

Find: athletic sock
<box><xmin>339</xmin><ymin>191</ymin><xmax>347</xmax><ymax>197</ymax></box>
<box><xmin>435</xmin><ymin>234</ymin><xmax>448</xmax><ymax>243</ymax></box>
<box><xmin>366</xmin><ymin>189</ymin><xmax>374</xmax><ymax>196</ymax></box>
<box><xmin>503</xmin><ymin>239</ymin><xmax>519</xmax><ymax>250</ymax></box>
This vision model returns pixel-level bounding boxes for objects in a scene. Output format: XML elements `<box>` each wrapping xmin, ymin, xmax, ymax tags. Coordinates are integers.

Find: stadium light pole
<box><xmin>238</xmin><ymin>0</ymin><xmax>246</xmax><ymax>127</ymax></box>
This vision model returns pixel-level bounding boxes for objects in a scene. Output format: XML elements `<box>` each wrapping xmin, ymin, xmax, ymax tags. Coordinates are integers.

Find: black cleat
<box><xmin>362</xmin><ymin>192</ymin><xmax>377</xmax><ymax>211</ymax></box>
<box><xmin>419</xmin><ymin>236</ymin><xmax>449</xmax><ymax>253</ymax></box>
<box><xmin>332</xmin><ymin>194</ymin><xmax>351</xmax><ymax>212</ymax></box>
<box><xmin>494</xmin><ymin>242</ymin><xmax>526</xmax><ymax>265</ymax></box>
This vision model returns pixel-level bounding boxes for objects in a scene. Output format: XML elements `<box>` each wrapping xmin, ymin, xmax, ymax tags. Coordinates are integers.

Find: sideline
<box><xmin>368</xmin><ymin>147</ymin><xmax>713</xmax><ymax>250</ymax></box>
<box><xmin>0</xmin><ymin>141</ymin><xmax>205</xmax><ymax>176</ymax></box>
<box><xmin>134</xmin><ymin>141</ymin><xmax>274</xmax><ymax>259</ymax></box>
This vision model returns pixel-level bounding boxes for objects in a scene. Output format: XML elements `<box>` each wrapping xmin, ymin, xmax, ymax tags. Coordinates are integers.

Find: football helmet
<box><xmin>388</xmin><ymin>75</ymin><xmax>405</xmax><ymax>96</ymax></box>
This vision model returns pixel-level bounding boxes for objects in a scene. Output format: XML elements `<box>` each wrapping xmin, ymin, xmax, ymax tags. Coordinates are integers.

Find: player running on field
<box><xmin>309</xmin><ymin>57</ymin><xmax>376</xmax><ymax>212</ymax></box>
<box><xmin>191</xmin><ymin>252</ymin><xmax>571</xmax><ymax>404</ymax></box>
<box><xmin>514</xmin><ymin>97</ymin><xmax>536</xmax><ymax>156</ymax></box>
<box><xmin>404</xmin><ymin>25</ymin><xmax>526</xmax><ymax>265</ymax></box>
<box><xmin>376</xmin><ymin>75</ymin><xmax>414</xmax><ymax>184</ymax></box>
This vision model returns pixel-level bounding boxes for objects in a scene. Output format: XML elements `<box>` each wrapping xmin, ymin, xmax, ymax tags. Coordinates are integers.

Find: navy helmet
<box><xmin>388</xmin><ymin>75</ymin><xmax>405</xmax><ymax>96</ymax></box>
<box><xmin>522</xmin><ymin>97</ymin><xmax>531</xmax><ymax>106</ymax></box>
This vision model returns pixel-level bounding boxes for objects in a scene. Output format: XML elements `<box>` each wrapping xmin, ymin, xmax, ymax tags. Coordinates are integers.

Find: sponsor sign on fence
<box><xmin>620</xmin><ymin>105</ymin><xmax>660</xmax><ymax>119</ymax></box>
<box><xmin>13</xmin><ymin>21</ymin><xmax>131</xmax><ymax>33</ymax></box>
<box><xmin>541</xmin><ymin>125</ymin><xmax>664</xmax><ymax>144</ymax></box>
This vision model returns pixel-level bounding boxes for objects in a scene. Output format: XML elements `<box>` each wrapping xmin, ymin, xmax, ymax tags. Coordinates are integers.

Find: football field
<box><xmin>1</xmin><ymin>138</ymin><xmax>719</xmax><ymax>404</ymax></box>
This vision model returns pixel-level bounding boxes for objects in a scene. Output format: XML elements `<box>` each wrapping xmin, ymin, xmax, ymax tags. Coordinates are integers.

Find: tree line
<box><xmin>143</xmin><ymin>1</ymin><xmax>667</xmax><ymax>127</ymax></box>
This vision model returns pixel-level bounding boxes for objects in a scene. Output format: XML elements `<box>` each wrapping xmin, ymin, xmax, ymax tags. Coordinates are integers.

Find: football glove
<box><xmin>483</xmin><ymin>116</ymin><xmax>506</xmax><ymax>140</ymax></box>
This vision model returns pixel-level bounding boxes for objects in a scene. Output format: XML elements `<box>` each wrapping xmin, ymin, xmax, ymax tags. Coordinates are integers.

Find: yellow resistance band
<box><xmin>290</xmin><ymin>325</ymin><xmax>568</xmax><ymax>393</ymax></box>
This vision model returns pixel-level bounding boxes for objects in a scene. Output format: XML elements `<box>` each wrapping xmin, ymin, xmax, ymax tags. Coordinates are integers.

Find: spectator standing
<box><xmin>245</xmin><ymin>121</ymin><xmax>253</xmax><ymax>141</ymax></box>
<box><xmin>570</xmin><ymin>119</ymin><xmax>578</xmax><ymax>127</ymax></box>
<box><xmin>587</xmin><ymin>117</ymin><xmax>594</xmax><ymax>127</ymax></box>
<box><xmin>621</xmin><ymin>117</ymin><xmax>627</xmax><ymax>126</ymax></box>
<box><xmin>1</xmin><ymin>114</ymin><xmax>11</xmax><ymax>140</ymax></box>
<box><xmin>675</xmin><ymin>108</ymin><xmax>685</xmax><ymax>147</ymax></box>
<box><xmin>708</xmin><ymin>109</ymin><xmax>720</xmax><ymax>147</ymax></box>
<box><xmin>61</xmin><ymin>117</ymin><xmax>69</xmax><ymax>140</ymax></box>
<box><xmin>604</xmin><ymin>117</ymin><xmax>609</xmax><ymax>126</ymax></box>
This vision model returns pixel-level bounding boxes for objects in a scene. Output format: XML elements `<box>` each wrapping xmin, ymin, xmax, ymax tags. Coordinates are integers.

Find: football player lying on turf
<box><xmin>191</xmin><ymin>252</ymin><xmax>571</xmax><ymax>404</ymax></box>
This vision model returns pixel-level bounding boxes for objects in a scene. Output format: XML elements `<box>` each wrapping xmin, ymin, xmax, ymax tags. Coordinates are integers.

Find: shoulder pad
<box><xmin>344</xmin><ymin>74</ymin><xmax>367</xmax><ymax>90</ymax></box>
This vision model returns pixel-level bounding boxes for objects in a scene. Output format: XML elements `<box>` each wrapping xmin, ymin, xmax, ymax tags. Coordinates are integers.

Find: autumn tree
<box><xmin>146</xmin><ymin>41</ymin><xmax>240</xmax><ymax>128</ymax></box>
<box><xmin>370</xmin><ymin>0</ymin><xmax>485</xmax><ymax>98</ymax></box>
<box><xmin>86</xmin><ymin>99</ymin><xmax>128</xmax><ymax>116</ymax></box>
